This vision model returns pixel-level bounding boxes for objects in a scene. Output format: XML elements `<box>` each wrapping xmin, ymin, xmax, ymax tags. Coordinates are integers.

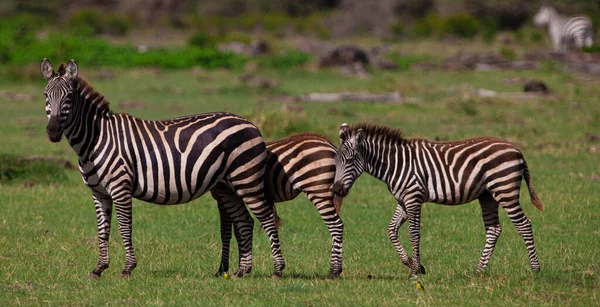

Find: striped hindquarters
<box><xmin>264</xmin><ymin>133</ymin><xmax>337</xmax><ymax>203</ymax></box>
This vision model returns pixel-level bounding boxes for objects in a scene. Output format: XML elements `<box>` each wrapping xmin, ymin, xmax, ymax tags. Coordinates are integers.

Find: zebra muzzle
<box><xmin>46</xmin><ymin>117</ymin><xmax>63</xmax><ymax>143</ymax></box>
<box><xmin>331</xmin><ymin>181</ymin><xmax>349</xmax><ymax>197</ymax></box>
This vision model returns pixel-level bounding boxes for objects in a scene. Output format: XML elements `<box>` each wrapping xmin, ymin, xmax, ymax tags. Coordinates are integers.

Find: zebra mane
<box><xmin>75</xmin><ymin>76</ymin><xmax>112</xmax><ymax>114</ymax></box>
<box><xmin>351</xmin><ymin>123</ymin><xmax>406</xmax><ymax>143</ymax></box>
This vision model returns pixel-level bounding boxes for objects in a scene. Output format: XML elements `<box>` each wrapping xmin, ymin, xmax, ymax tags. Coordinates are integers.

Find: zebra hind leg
<box><xmin>494</xmin><ymin>191</ymin><xmax>541</xmax><ymax>272</ymax></box>
<box><xmin>475</xmin><ymin>191</ymin><xmax>501</xmax><ymax>273</ymax></box>
<box><xmin>307</xmin><ymin>192</ymin><xmax>344</xmax><ymax>279</ymax></box>
<box><xmin>211</xmin><ymin>187</ymin><xmax>234</xmax><ymax>277</ymax></box>
<box><xmin>211</xmin><ymin>185</ymin><xmax>255</xmax><ymax>277</ymax></box>
<box><xmin>387</xmin><ymin>202</ymin><xmax>425</xmax><ymax>275</ymax></box>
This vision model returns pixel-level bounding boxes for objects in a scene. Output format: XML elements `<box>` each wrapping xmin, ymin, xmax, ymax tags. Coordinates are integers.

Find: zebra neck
<box><xmin>63</xmin><ymin>79</ymin><xmax>113</xmax><ymax>159</ymax></box>
<box><xmin>360</xmin><ymin>137</ymin><xmax>409</xmax><ymax>184</ymax></box>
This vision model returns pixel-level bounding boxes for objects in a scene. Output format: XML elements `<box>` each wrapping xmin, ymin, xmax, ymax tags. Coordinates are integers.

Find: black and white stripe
<box><xmin>331</xmin><ymin>123</ymin><xmax>544</xmax><ymax>279</ymax></box>
<box><xmin>214</xmin><ymin>133</ymin><xmax>345</xmax><ymax>278</ymax></box>
<box><xmin>533</xmin><ymin>4</ymin><xmax>594</xmax><ymax>51</ymax></box>
<box><xmin>40</xmin><ymin>59</ymin><xmax>285</xmax><ymax>278</ymax></box>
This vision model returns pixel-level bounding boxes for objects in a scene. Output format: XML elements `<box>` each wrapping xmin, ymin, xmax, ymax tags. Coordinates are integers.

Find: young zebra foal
<box><xmin>213</xmin><ymin>133</ymin><xmax>345</xmax><ymax>278</ymax></box>
<box><xmin>40</xmin><ymin>59</ymin><xmax>285</xmax><ymax>278</ymax></box>
<box><xmin>533</xmin><ymin>4</ymin><xmax>594</xmax><ymax>52</ymax></box>
<box><xmin>331</xmin><ymin>123</ymin><xmax>544</xmax><ymax>279</ymax></box>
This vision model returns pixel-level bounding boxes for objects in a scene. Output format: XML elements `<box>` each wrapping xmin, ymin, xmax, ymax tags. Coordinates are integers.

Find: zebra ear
<box><xmin>40</xmin><ymin>58</ymin><xmax>55</xmax><ymax>80</ymax></box>
<box><xmin>65</xmin><ymin>59</ymin><xmax>78</xmax><ymax>79</ymax></box>
<box><xmin>339</xmin><ymin>123</ymin><xmax>350</xmax><ymax>143</ymax></box>
<box><xmin>355</xmin><ymin>128</ymin><xmax>365</xmax><ymax>144</ymax></box>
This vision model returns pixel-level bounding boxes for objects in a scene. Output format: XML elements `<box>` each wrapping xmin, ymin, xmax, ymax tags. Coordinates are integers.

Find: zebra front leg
<box><xmin>113</xmin><ymin>196</ymin><xmax>137</xmax><ymax>277</ymax></box>
<box><xmin>388</xmin><ymin>202</ymin><xmax>425</xmax><ymax>275</ymax></box>
<box><xmin>89</xmin><ymin>194</ymin><xmax>113</xmax><ymax>279</ymax></box>
<box><xmin>406</xmin><ymin>200</ymin><xmax>424</xmax><ymax>280</ymax></box>
<box><xmin>476</xmin><ymin>191</ymin><xmax>501</xmax><ymax>273</ymax></box>
<box><xmin>310</xmin><ymin>194</ymin><xmax>344</xmax><ymax>279</ymax></box>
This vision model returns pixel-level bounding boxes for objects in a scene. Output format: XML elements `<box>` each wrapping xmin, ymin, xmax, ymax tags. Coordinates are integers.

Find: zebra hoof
<box><xmin>272</xmin><ymin>271</ymin><xmax>283</xmax><ymax>279</ymax></box>
<box><xmin>327</xmin><ymin>270</ymin><xmax>342</xmax><ymax>279</ymax></box>
<box><xmin>408</xmin><ymin>273</ymin><xmax>418</xmax><ymax>280</ymax></box>
<box><xmin>419</xmin><ymin>264</ymin><xmax>426</xmax><ymax>275</ymax></box>
<box><xmin>214</xmin><ymin>271</ymin><xmax>225</xmax><ymax>277</ymax></box>
<box><xmin>88</xmin><ymin>271</ymin><xmax>101</xmax><ymax>279</ymax></box>
<box><xmin>120</xmin><ymin>271</ymin><xmax>132</xmax><ymax>278</ymax></box>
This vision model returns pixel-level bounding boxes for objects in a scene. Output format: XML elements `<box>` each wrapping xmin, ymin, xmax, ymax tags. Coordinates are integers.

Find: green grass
<box><xmin>0</xmin><ymin>59</ymin><xmax>599</xmax><ymax>305</ymax></box>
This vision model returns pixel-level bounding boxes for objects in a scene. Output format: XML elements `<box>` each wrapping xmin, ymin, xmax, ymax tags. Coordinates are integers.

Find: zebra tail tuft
<box><xmin>333</xmin><ymin>195</ymin><xmax>344</xmax><ymax>214</ymax></box>
<box><xmin>524</xmin><ymin>165</ymin><xmax>545</xmax><ymax>212</ymax></box>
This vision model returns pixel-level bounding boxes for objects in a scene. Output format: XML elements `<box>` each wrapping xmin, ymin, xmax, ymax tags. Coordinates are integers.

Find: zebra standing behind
<box><xmin>533</xmin><ymin>4</ymin><xmax>594</xmax><ymax>52</ymax></box>
<box><xmin>330</xmin><ymin>123</ymin><xmax>544</xmax><ymax>279</ymax></box>
<box><xmin>213</xmin><ymin>133</ymin><xmax>345</xmax><ymax>278</ymax></box>
<box><xmin>40</xmin><ymin>59</ymin><xmax>285</xmax><ymax>278</ymax></box>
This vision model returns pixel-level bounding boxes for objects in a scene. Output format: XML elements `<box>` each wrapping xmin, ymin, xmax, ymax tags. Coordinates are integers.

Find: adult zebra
<box><xmin>213</xmin><ymin>133</ymin><xmax>345</xmax><ymax>278</ymax></box>
<box><xmin>40</xmin><ymin>59</ymin><xmax>285</xmax><ymax>278</ymax></box>
<box><xmin>533</xmin><ymin>4</ymin><xmax>594</xmax><ymax>52</ymax></box>
<box><xmin>331</xmin><ymin>123</ymin><xmax>544</xmax><ymax>279</ymax></box>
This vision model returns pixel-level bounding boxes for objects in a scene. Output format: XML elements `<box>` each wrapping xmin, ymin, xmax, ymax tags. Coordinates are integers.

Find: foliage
<box><xmin>441</xmin><ymin>13</ymin><xmax>481</xmax><ymax>39</ymax></box>
<box><xmin>188</xmin><ymin>32</ymin><xmax>216</xmax><ymax>48</ymax></box>
<box><xmin>385</xmin><ymin>53</ymin><xmax>430</xmax><ymax>71</ymax></box>
<box><xmin>256</xmin><ymin>51</ymin><xmax>311</xmax><ymax>70</ymax></box>
<box><xmin>67</xmin><ymin>9</ymin><xmax>131</xmax><ymax>37</ymax></box>
<box><xmin>481</xmin><ymin>17</ymin><xmax>499</xmax><ymax>43</ymax></box>
<box><xmin>500</xmin><ymin>47</ymin><xmax>516</xmax><ymax>61</ymax></box>
<box><xmin>2</xmin><ymin>32</ymin><xmax>245</xmax><ymax>69</ymax></box>
<box><xmin>581</xmin><ymin>45</ymin><xmax>600</xmax><ymax>53</ymax></box>
<box><xmin>390</xmin><ymin>21</ymin><xmax>405</xmax><ymax>37</ymax></box>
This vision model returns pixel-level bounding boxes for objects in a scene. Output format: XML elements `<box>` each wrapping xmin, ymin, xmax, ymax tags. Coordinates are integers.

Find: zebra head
<box><xmin>533</xmin><ymin>4</ymin><xmax>556</xmax><ymax>27</ymax></box>
<box><xmin>40</xmin><ymin>59</ymin><xmax>78</xmax><ymax>142</ymax></box>
<box><xmin>331</xmin><ymin>123</ymin><xmax>366</xmax><ymax>197</ymax></box>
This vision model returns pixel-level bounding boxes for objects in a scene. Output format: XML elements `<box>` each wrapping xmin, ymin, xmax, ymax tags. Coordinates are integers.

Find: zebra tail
<box><xmin>258</xmin><ymin>202</ymin><xmax>283</xmax><ymax>233</ymax></box>
<box><xmin>523</xmin><ymin>164</ymin><xmax>545</xmax><ymax>212</ymax></box>
<box><xmin>333</xmin><ymin>195</ymin><xmax>344</xmax><ymax>214</ymax></box>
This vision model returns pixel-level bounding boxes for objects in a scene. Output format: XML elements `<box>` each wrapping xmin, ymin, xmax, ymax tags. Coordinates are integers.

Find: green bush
<box><xmin>413</xmin><ymin>14</ymin><xmax>441</xmax><ymax>37</ymax></box>
<box><xmin>257</xmin><ymin>51</ymin><xmax>311</xmax><ymax>70</ymax></box>
<box><xmin>188</xmin><ymin>32</ymin><xmax>215</xmax><ymax>48</ymax></box>
<box><xmin>7</xmin><ymin>33</ymin><xmax>246</xmax><ymax>69</ymax></box>
<box><xmin>67</xmin><ymin>9</ymin><xmax>130</xmax><ymax>36</ymax></box>
<box><xmin>0</xmin><ymin>15</ymin><xmax>39</xmax><ymax>63</ymax></box>
<box><xmin>386</xmin><ymin>54</ymin><xmax>430</xmax><ymax>71</ymax></box>
<box><xmin>481</xmin><ymin>17</ymin><xmax>499</xmax><ymax>43</ymax></box>
<box><xmin>530</xmin><ymin>31</ymin><xmax>544</xmax><ymax>43</ymax></box>
<box><xmin>441</xmin><ymin>13</ymin><xmax>480</xmax><ymax>39</ymax></box>
<box><xmin>582</xmin><ymin>45</ymin><xmax>600</xmax><ymax>53</ymax></box>
<box><xmin>390</xmin><ymin>21</ymin><xmax>406</xmax><ymax>37</ymax></box>
<box><xmin>67</xmin><ymin>9</ymin><xmax>105</xmax><ymax>36</ymax></box>
<box><xmin>500</xmin><ymin>47</ymin><xmax>516</xmax><ymax>61</ymax></box>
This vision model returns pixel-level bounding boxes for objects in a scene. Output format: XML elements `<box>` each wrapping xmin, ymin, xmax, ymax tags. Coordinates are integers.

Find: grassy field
<box><xmin>0</xmin><ymin>54</ymin><xmax>599</xmax><ymax>305</ymax></box>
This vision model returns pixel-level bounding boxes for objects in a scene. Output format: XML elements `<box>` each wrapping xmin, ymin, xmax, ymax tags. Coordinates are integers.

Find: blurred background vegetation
<box><xmin>0</xmin><ymin>0</ymin><xmax>599</xmax><ymax>74</ymax></box>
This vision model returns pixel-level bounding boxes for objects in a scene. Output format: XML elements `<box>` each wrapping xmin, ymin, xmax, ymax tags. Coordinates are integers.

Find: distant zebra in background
<box><xmin>214</xmin><ymin>133</ymin><xmax>345</xmax><ymax>278</ymax></box>
<box><xmin>331</xmin><ymin>123</ymin><xmax>544</xmax><ymax>279</ymax></box>
<box><xmin>40</xmin><ymin>59</ymin><xmax>285</xmax><ymax>278</ymax></box>
<box><xmin>533</xmin><ymin>4</ymin><xmax>594</xmax><ymax>51</ymax></box>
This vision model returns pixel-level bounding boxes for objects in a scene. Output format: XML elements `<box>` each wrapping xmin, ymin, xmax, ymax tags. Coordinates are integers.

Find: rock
<box><xmin>248</xmin><ymin>40</ymin><xmax>270</xmax><ymax>56</ymax></box>
<box><xmin>339</xmin><ymin>62</ymin><xmax>369</xmax><ymax>78</ymax></box>
<box><xmin>523</xmin><ymin>80</ymin><xmax>550</xmax><ymax>94</ymax></box>
<box><xmin>318</xmin><ymin>45</ymin><xmax>369</xmax><ymax>67</ymax></box>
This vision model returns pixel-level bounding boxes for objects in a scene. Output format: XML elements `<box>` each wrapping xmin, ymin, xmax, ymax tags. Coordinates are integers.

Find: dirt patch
<box><xmin>12</xmin><ymin>117</ymin><xmax>46</xmax><ymax>124</ymax></box>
